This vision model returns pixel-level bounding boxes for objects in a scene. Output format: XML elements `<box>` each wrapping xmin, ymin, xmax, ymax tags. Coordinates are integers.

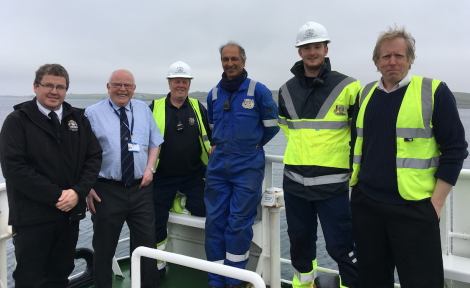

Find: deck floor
<box><xmin>82</xmin><ymin>261</ymin><xmax>209</xmax><ymax>288</ymax></box>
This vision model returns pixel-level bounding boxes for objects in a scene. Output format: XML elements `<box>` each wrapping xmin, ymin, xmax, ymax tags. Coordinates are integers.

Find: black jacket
<box><xmin>278</xmin><ymin>58</ymin><xmax>357</xmax><ymax>200</ymax></box>
<box><xmin>0</xmin><ymin>99</ymin><xmax>102</xmax><ymax>226</ymax></box>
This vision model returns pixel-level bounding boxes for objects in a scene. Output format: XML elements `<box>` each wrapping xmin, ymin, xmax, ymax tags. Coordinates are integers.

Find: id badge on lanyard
<box><xmin>128</xmin><ymin>135</ymin><xmax>140</xmax><ymax>152</ymax></box>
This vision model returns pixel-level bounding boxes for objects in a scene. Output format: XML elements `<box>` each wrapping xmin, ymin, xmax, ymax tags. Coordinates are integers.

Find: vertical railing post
<box><xmin>269</xmin><ymin>207</ymin><xmax>281</xmax><ymax>288</ymax></box>
<box><xmin>0</xmin><ymin>238</ymin><xmax>7</xmax><ymax>288</ymax></box>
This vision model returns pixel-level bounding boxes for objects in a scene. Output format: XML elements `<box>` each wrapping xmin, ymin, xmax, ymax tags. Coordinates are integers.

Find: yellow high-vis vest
<box><xmin>152</xmin><ymin>97</ymin><xmax>210</xmax><ymax>169</ymax></box>
<box><xmin>278</xmin><ymin>77</ymin><xmax>360</xmax><ymax>169</ymax></box>
<box><xmin>351</xmin><ymin>76</ymin><xmax>441</xmax><ymax>200</ymax></box>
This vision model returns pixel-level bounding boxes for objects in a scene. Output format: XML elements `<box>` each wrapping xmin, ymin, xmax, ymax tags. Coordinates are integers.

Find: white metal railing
<box><xmin>1</xmin><ymin>162</ymin><xmax>470</xmax><ymax>288</ymax></box>
<box><xmin>131</xmin><ymin>247</ymin><xmax>266</xmax><ymax>288</ymax></box>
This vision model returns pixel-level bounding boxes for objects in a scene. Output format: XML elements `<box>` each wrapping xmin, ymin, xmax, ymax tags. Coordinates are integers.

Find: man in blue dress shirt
<box><xmin>85</xmin><ymin>69</ymin><xmax>164</xmax><ymax>288</ymax></box>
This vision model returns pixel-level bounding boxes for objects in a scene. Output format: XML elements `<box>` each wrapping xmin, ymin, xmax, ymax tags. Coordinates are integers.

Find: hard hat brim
<box><xmin>166</xmin><ymin>76</ymin><xmax>194</xmax><ymax>80</ymax></box>
<box><xmin>295</xmin><ymin>38</ymin><xmax>331</xmax><ymax>48</ymax></box>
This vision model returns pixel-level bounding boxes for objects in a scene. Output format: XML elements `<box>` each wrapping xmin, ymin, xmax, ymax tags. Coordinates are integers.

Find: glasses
<box><xmin>110</xmin><ymin>83</ymin><xmax>135</xmax><ymax>89</ymax></box>
<box><xmin>37</xmin><ymin>83</ymin><xmax>67</xmax><ymax>92</ymax></box>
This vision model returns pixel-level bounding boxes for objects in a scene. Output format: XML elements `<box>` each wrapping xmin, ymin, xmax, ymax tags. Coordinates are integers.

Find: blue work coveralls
<box><xmin>205</xmin><ymin>78</ymin><xmax>280</xmax><ymax>287</ymax></box>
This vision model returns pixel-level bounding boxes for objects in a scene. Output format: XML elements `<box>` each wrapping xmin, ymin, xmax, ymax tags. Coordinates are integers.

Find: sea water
<box><xmin>1</xmin><ymin>96</ymin><xmax>469</xmax><ymax>286</ymax></box>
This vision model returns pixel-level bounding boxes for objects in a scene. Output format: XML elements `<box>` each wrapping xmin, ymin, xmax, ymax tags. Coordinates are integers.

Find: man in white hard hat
<box><xmin>149</xmin><ymin>61</ymin><xmax>212</xmax><ymax>277</ymax></box>
<box><xmin>278</xmin><ymin>22</ymin><xmax>360</xmax><ymax>288</ymax></box>
<box><xmin>350</xmin><ymin>25</ymin><xmax>468</xmax><ymax>288</ymax></box>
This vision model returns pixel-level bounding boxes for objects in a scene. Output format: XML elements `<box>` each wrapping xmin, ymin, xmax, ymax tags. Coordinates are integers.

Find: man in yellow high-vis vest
<box><xmin>149</xmin><ymin>61</ymin><xmax>211</xmax><ymax>278</ymax></box>
<box><xmin>350</xmin><ymin>26</ymin><xmax>468</xmax><ymax>288</ymax></box>
<box><xmin>279</xmin><ymin>22</ymin><xmax>360</xmax><ymax>288</ymax></box>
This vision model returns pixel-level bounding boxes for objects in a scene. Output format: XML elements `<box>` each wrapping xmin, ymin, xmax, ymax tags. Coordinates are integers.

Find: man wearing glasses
<box><xmin>0</xmin><ymin>64</ymin><xmax>102</xmax><ymax>287</ymax></box>
<box><xmin>85</xmin><ymin>69</ymin><xmax>163</xmax><ymax>288</ymax></box>
<box><xmin>149</xmin><ymin>61</ymin><xmax>211</xmax><ymax>278</ymax></box>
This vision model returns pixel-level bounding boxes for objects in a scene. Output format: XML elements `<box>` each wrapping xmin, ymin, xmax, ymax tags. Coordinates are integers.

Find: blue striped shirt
<box><xmin>85</xmin><ymin>98</ymin><xmax>163</xmax><ymax>180</ymax></box>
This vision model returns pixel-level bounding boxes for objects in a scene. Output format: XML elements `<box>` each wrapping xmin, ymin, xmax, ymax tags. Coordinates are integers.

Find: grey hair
<box><xmin>108</xmin><ymin>69</ymin><xmax>135</xmax><ymax>83</ymax></box>
<box><xmin>219</xmin><ymin>41</ymin><xmax>247</xmax><ymax>62</ymax></box>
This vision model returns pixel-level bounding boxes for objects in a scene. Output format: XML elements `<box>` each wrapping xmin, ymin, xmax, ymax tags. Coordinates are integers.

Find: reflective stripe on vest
<box><xmin>359</xmin><ymin>81</ymin><xmax>377</xmax><ymax>107</ymax></box>
<box><xmin>279</xmin><ymin>75</ymin><xmax>359</xmax><ymax>168</ymax></box>
<box><xmin>351</xmin><ymin>76</ymin><xmax>441</xmax><ymax>200</ymax></box>
<box><xmin>226</xmin><ymin>251</ymin><xmax>249</xmax><ymax>262</ymax></box>
<box><xmin>211</xmin><ymin>79</ymin><xmax>257</xmax><ymax>100</ymax></box>
<box><xmin>285</xmin><ymin>169</ymin><xmax>349</xmax><ymax>186</ymax></box>
<box><xmin>279</xmin><ymin>120</ymin><xmax>349</xmax><ymax>130</ymax></box>
<box><xmin>281</xmin><ymin>76</ymin><xmax>357</xmax><ymax>124</ymax></box>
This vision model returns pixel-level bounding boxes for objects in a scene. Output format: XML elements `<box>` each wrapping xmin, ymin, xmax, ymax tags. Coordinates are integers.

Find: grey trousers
<box><xmin>92</xmin><ymin>180</ymin><xmax>159</xmax><ymax>288</ymax></box>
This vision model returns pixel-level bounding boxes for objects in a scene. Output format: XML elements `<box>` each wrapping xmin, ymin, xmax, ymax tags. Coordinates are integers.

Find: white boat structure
<box><xmin>1</xmin><ymin>155</ymin><xmax>470</xmax><ymax>288</ymax></box>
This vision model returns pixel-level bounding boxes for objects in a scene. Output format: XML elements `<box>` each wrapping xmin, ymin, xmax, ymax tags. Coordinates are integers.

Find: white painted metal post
<box><xmin>131</xmin><ymin>247</ymin><xmax>266</xmax><ymax>288</ymax></box>
<box><xmin>0</xmin><ymin>184</ymin><xmax>9</xmax><ymax>288</ymax></box>
<box><xmin>0</xmin><ymin>238</ymin><xmax>7</xmax><ymax>288</ymax></box>
<box><xmin>269</xmin><ymin>207</ymin><xmax>281</xmax><ymax>288</ymax></box>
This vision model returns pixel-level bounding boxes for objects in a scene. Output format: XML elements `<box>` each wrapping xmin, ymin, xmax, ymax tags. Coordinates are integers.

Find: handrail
<box><xmin>1</xmin><ymin>164</ymin><xmax>470</xmax><ymax>288</ymax></box>
<box><xmin>131</xmin><ymin>247</ymin><xmax>266</xmax><ymax>288</ymax></box>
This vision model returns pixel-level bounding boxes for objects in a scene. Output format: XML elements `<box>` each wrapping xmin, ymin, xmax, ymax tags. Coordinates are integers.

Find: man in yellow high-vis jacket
<box><xmin>149</xmin><ymin>61</ymin><xmax>211</xmax><ymax>278</ymax></box>
<box><xmin>350</xmin><ymin>26</ymin><xmax>468</xmax><ymax>288</ymax></box>
<box><xmin>279</xmin><ymin>22</ymin><xmax>360</xmax><ymax>288</ymax></box>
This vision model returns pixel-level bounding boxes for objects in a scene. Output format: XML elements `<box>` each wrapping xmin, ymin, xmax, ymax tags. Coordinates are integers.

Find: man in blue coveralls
<box><xmin>205</xmin><ymin>41</ymin><xmax>280</xmax><ymax>288</ymax></box>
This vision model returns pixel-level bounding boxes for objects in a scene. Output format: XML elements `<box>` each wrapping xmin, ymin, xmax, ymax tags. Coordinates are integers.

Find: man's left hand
<box><xmin>430</xmin><ymin>198</ymin><xmax>442</xmax><ymax>219</ymax></box>
<box><xmin>56</xmin><ymin>189</ymin><xmax>79</xmax><ymax>212</ymax></box>
<box><xmin>140</xmin><ymin>168</ymin><xmax>153</xmax><ymax>189</ymax></box>
<box><xmin>430</xmin><ymin>178</ymin><xmax>453</xmax><ymax>220</ymax></box>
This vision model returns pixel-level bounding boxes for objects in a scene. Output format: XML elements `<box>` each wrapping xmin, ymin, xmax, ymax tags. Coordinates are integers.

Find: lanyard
<box><xmin>109</xmin><ymin>100</ymin><xmax>134</xmax><ymax>136</ymax></box>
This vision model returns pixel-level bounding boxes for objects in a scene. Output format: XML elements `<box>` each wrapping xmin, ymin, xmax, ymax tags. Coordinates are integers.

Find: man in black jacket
<box><xmin>278</xmin><ymin>22</ymin><xmax>360</xmax><ymax>288</ymax></box>
<box><xmin>0</xmin><ymin>64</ymin><xmax>102</xmax><ymax>288</ymax></box>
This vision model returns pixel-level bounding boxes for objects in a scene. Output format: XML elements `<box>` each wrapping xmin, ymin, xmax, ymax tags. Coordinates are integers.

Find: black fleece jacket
<box><xmin>0</xmin><ymin>99</ymin><xmax>102</xmax><ymax>226</ymax></box>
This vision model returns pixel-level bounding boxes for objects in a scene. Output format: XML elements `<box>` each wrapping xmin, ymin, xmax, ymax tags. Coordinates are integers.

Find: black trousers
<box><xmin>285</xmin><ymin>191</ymin><xmax>358</xmax><ymax>288</ymax></box>
<box><xmin>12</xmin><ymin>217</ymin><xmax>79</xmax><ymax>288</ymax></box>
<box><xmin>152</xmin><ymin>167</ymin><xmax>206</xmax><ymax>244</ymax></box>
<box><xmin>92</xmin><ymin>180</ymin><xmax>159</xmax><ymax>288</ymax></box>
<box><xmin>350</xmin><ymin>186</ymin><xmax>443</xmax><ymax>288</ymax></box>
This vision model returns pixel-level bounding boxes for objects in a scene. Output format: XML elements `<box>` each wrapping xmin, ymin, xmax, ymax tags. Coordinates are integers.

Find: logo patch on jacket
<box><xmin>68</xmin><ymin>120</ymin><xmax>78</xmax><ymax>131</ymax></box>
<box><xmin>334</xmin><ymin>105</ymin><xmax>347</xmax><ymax>116</ymax></box>
<box><xmin>242</xmin><ymin>99</ymin><xmax>255</xmax><ymax>109</ymax></box>
<box><xmin>188</xmin><ymin>118</ymin><xmax>195</xmax><ymax>125</ymax></box>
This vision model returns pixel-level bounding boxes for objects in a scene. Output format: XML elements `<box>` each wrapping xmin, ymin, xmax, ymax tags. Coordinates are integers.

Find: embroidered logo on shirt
<box><xmin>242</xmin><ymin>99</ymin><xmax>255</xmax><ymax>109</ymax></box>
<box><xmin>68</xmin><ymin>120</ymin><xmax>78</xmax><ymax>131</ymax></box>
<box><xmin>334</xmin><ymin>105</ymin><xmax>347</xmax><ymax>116</ymax></box>
<box><xmin>188</xmin><ymin>118</ymin><xmax>196</xmax><ymax>125</ymax></box>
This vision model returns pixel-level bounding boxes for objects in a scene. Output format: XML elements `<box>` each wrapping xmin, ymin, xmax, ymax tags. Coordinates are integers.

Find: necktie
<box><xmin>48</xmin><ymin>111</ymin><xmax>61</xmax><ymax>142</ymax></box>
<box><xmin>120</xmin><ymin>107</ymin><xmax>134</xmax><ymax>186</ymax></box>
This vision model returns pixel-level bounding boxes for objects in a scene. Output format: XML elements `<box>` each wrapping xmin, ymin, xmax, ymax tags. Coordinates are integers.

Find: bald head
<box><xmin>107</xmin><ymin>69</ymin><xmax>136</xmax><ymax>107</ymax></box>
<box><xmin>109</xmin><ymin>69</ymin><xmax>135</xmax><ymax>83</ymax></box>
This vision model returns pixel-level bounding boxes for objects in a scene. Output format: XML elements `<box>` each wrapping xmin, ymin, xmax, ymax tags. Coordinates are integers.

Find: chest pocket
<box><xmin>233</xmin><ymin>96</ymin><xmax>260</xmax><ymax>140</ymax></box>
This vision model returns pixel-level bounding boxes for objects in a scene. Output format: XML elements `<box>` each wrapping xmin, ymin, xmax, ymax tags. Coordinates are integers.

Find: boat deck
<box><xmin>83</xmin><ymin>261</ymin><xmax>210</xmax><ymax>288</ymax></box>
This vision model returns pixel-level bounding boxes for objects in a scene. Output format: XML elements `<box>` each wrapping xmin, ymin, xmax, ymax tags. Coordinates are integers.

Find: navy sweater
<box><xmin>350</xmin><ymin>82</ymin><xmax>468</xmax><ymax>204</ymax></box>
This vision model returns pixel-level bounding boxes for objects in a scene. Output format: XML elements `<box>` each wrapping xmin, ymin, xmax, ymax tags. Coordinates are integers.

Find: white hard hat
<box><xmin>166</xmin><ymin>61</ymin><xmax>193</xmax><ymax>79</ymax></box>
<box><xmin>295</xmin><ymin>22</ymin><xmax>331</xmax><ymax>48</ymax></box>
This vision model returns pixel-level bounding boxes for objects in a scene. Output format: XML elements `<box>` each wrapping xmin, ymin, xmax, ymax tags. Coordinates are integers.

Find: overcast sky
<box><xmin>1</xmin><ymin>0</ymin><xmax>469</xmax><ymax>96</ymax></box>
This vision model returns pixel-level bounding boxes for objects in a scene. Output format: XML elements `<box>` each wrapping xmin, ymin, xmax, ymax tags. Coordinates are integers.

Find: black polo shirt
<box><xmin>149</xmin><ymin>93</ymin><xmax>211</xmax><ymax>177</ymax></box>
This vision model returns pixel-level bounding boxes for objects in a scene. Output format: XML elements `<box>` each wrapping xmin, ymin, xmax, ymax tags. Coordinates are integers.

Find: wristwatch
<box><xmin>146</xmin><ymin>166</ymin><xmax>156</xmax><ymax>173</ymax></box>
